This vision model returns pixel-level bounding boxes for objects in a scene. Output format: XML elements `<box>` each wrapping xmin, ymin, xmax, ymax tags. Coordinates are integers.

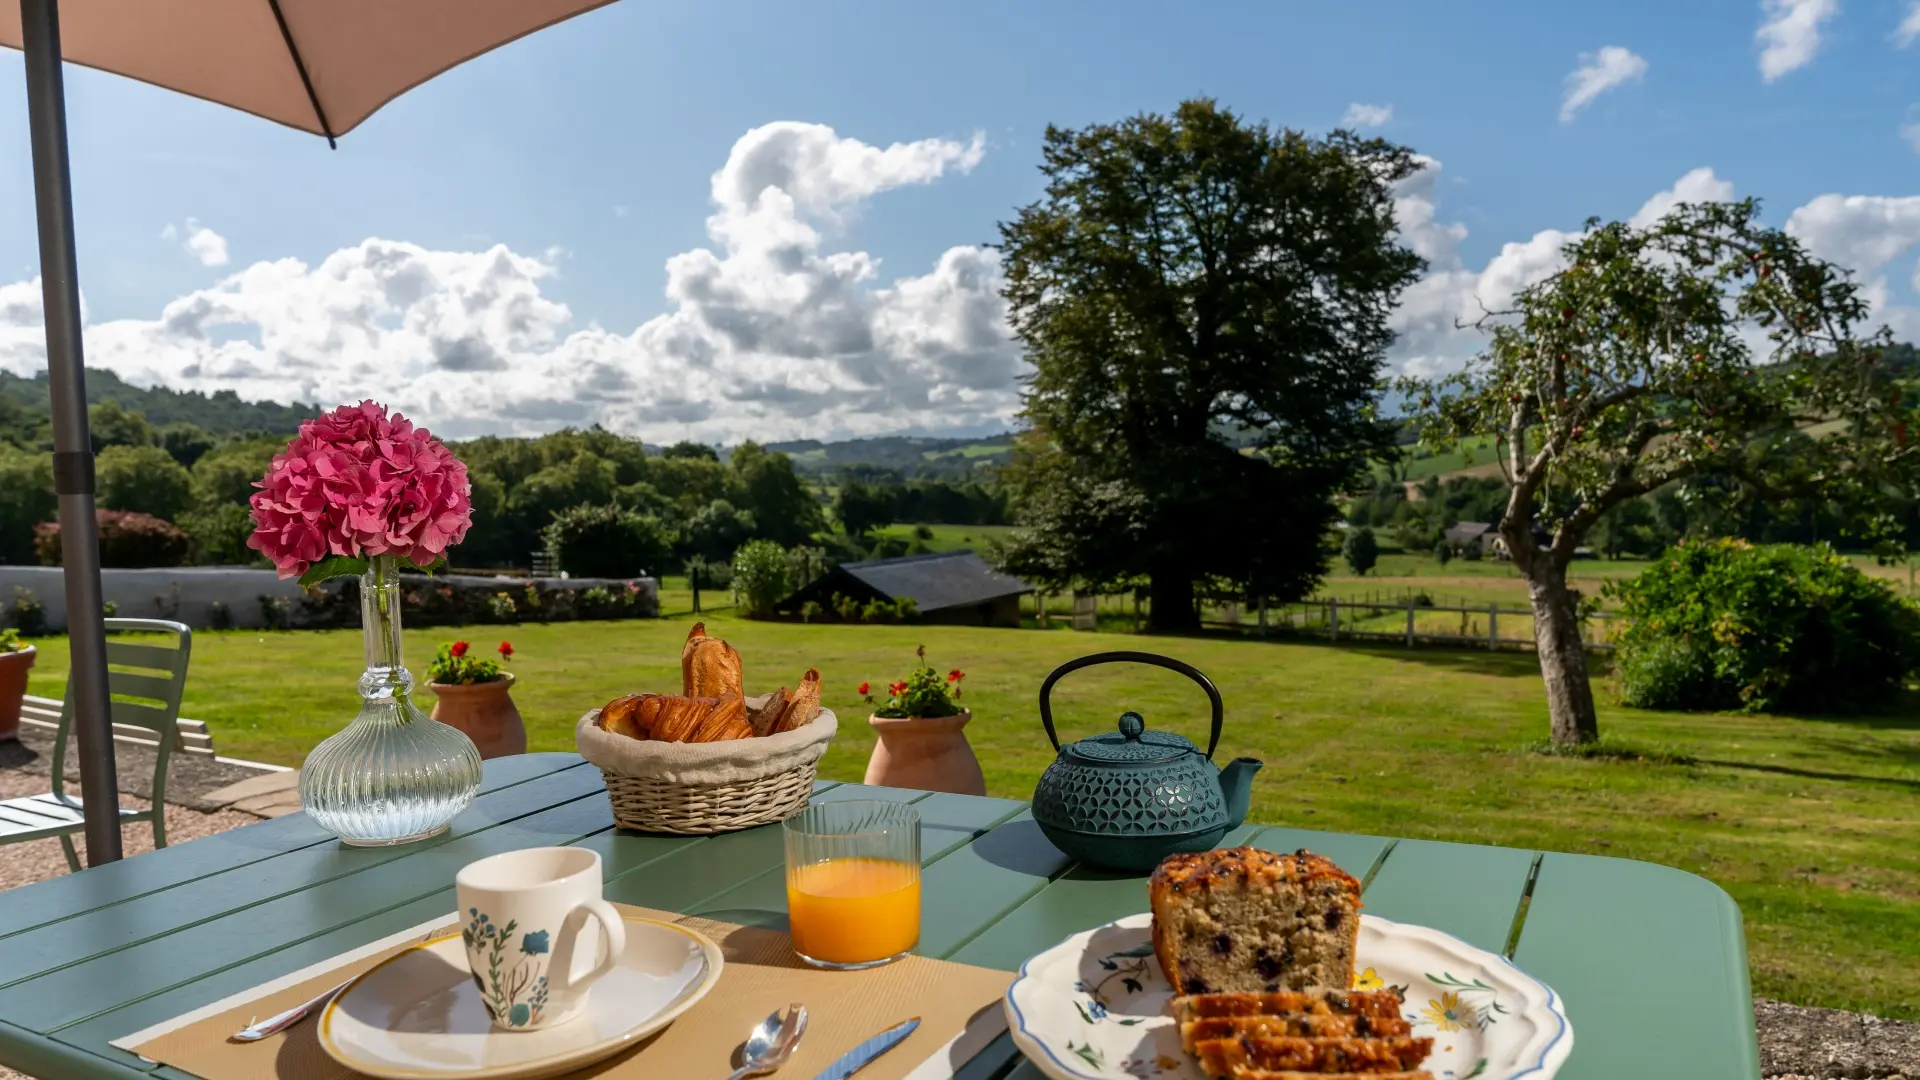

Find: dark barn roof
<box><xmin>1445</xmin><ymin>521</ymin><xmax>1493</xmax><ymax>546</ymax></box>
<box><xmin>781</xmin><ymin>550</ymin><xmax>1030</xmax><ymax>614</ymax></box>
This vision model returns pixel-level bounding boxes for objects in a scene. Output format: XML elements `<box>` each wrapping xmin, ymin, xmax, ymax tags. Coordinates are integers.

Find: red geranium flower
<box><xmin>947</xmin><ymin>669</ymin><xmax>964</xmax><ymax>682</ymax></box>
<box><xmin>498</xmin><ymin>642</ymin><xmax>514</xmax><ymax>659</ymax></box>
<box><xmin>856</xmin><ymin>682</ymin><xmax>870</xmax><ymax>696</ymax></box>
<box><xmin>450</xmin><ymin>641</ymin><xmax>469</xmax><ymax>658</ymax></box>
<box><xmin>888</xmin><ymin>682</ymin><xmax>907</xmax><ymax>697</ymax></box>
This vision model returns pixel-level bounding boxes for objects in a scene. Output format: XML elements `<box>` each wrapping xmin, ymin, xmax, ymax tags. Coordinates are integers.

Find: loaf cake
<box><xmin>1150</xmin><ymin>847</ymin><xmax>1363</xmax><ymax>995</ymax></box>
<box><xmin>1191</xmin><ymin>1035</ymin><xmax>1433</xmax><ymax>1078</ymax></box>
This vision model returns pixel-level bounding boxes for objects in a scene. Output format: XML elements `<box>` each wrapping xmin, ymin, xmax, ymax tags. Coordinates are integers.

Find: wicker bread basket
<box><xmin>574</xmin><ymin>697</ymin><xmax>837</xmax><ymax>835</ymax></box>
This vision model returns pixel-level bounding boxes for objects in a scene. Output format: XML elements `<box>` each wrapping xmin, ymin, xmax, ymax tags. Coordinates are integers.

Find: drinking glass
<box><xmin>784</xmin><ymin>800</ymin><xmax>921</xmax><ymax>969</ymax></box>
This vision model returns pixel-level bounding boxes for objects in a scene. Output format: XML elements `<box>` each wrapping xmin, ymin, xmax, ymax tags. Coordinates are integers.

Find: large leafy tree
<box><xmin>1404</xmin><ymin>199</ymin><xmax>1917</xmax><ymax>745</ymax></box>
<box><xmin>996</xmin><ymin>100</ymin><xmax>1424</xmax><ymax>631</ymax></box>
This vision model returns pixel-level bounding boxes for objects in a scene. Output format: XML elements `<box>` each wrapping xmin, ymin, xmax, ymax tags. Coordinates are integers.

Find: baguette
<box><xmin>686</xmin><ymin>639</ymin><xmax>743</xmax><ymax>698</ymax></box>
<box><xmin>772</xmin><ymin>669</ymin><xmax>820</xmax><ymax>733</ymax></box>
<box><xmin>750</xmin><ymin>688</ymin><xmax>791</xmax><ymax>738</ymax></box>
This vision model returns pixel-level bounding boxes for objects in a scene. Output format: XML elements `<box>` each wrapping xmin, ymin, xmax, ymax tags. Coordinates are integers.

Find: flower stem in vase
<box><xmin>299</xmin><ymin>555</ymin><xmax>483</xmax><ymax>845</ymax></box>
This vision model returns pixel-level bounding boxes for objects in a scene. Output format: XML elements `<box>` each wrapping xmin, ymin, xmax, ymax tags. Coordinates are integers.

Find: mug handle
<box><xmin>549</xmin><ymin>899</ymin><xmax>626</xmax><ymax>1009</ymax></box>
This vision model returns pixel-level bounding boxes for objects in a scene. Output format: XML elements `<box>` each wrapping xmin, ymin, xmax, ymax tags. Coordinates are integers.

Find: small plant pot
<box><xmin>0</xmin><ymin>646</ymin><xmax>35</xmax><ymax>742</ymax></box>
<box><xmin>864</xmin><ymin>709</ymin><xmax>985</xmax><ymax>796</ymax></box>
<box><xmin>428</xmin><ymin>673</ymin><xmax>526</xmax><ymax>760</ymax></box>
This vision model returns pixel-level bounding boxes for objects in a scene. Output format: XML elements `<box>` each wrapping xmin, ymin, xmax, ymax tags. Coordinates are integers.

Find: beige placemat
<box><xmin>131</xmin><ymin>904</ymin><xmax>1012</xmax><ymax>1080</ymax></box>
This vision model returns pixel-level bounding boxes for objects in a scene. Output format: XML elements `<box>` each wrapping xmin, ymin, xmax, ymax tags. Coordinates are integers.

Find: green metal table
<box><xmin>0</xmin><ymin>754</ymin><xmax>1759</xmax><ymax>1079</ymax></box>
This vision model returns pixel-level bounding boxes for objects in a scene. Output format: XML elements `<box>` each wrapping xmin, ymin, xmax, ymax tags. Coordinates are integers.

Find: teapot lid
<box><xmin>1067</xmin><ymin>712</ymin><xmax>1197</xmax><ymax>764</ymax></box>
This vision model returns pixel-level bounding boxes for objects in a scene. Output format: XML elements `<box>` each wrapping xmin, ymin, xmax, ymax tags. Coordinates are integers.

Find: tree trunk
<box><xmin>1523</xmin><ymin>562</ymin><xmax>1600</xmax><ymax>745</ymax></box>
<box><xmin>1147</xmin><ymin>566</ymin><xmax>1199</xmax><ymax>633</ymax></box>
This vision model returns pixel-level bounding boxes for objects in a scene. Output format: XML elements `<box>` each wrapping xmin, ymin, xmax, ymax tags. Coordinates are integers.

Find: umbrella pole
<box><xmin>20</xmin><ymin>0</ymin><xmax>123</xmax><ymax>865</ymax></box>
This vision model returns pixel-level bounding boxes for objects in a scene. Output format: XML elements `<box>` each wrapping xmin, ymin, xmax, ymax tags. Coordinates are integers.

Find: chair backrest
<box><xmin>51</xmin><ymin>619</ymin><xmax>193</xmax><ymax>803</ymax></box>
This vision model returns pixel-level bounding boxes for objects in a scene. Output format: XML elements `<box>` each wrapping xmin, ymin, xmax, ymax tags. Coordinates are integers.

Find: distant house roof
<box><xmin>783</xmin><ymin>550</ymin><xmax>1030</xmax><ymax>614</ymax></box>
<box><xmin>1446</xmin><ymin>521</ymin><xmax>1493</xmax><ymax>545</ymax></box>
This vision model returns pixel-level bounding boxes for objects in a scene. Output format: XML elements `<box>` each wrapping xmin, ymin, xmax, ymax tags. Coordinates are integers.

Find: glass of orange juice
<box><xmin>784</xmin><ymin>800</ymin><xmax>921</xmax><ymax>969</ymax></box>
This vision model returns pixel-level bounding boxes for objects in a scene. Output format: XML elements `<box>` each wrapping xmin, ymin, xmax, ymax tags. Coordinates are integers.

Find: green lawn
<box><xmin>25</xmin><ymin>613</ymin><xmax>1920</xmax><ymax>1018</ymax></box>
<box><xmin>867</xmin><ymin>523</ymin><xmax>1014</xmax><ymax>553</ymax></box>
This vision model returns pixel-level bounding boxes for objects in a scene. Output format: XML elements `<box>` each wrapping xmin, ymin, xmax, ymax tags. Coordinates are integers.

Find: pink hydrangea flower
<box><xmin>246</xmin><ymin>401</ymin><xmax>473</xmax><ymax>580</ymax></box>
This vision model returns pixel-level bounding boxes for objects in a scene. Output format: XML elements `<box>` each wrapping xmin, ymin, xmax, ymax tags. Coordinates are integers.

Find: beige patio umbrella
<box><xmin>1</xmin><ymin>0</ymin><xmax>618</xmax><ymax>864</ymax></box>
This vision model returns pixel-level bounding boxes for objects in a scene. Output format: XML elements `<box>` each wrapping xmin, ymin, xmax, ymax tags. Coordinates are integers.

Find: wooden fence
<box><xmin>1028</xmin><ymin>591</ymin><xmax>1619</xmax><ymax>653</ymax></box>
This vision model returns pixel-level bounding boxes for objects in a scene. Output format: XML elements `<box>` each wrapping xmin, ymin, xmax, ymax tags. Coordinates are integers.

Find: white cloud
<box><xmin>1560</xmin><ymin>46</ymin><xmax>1648</xmax><ymax>122</ymax></box>
<box><xmin>1757</xmin><ymin>0</ymin><xmax>1839</xmax><ymax>81</ymax></box>
<box><xmin>1628</xmin><ymin>166</ymin><xmax>1736</xmax><ymax>227</ymax></box>
<box><xmin>1785</xmin><ymin>193</ymin><xmax>1920</xmax><ymax>272</ymax></box>
<box><xmin>1341</xmin><ymin>103</ymin><xmax>1393</xmax><ymax>128</ymax></box>
<box><xmin>163</xmin><ymin>219</ymin><xmax>229</xmax><ymax>266</ymax></box>
<box><xmin>1</xmin><ymin>123</ymin><xmax>1013</xmax><ymax>443</ymax></box>
<box><xmin>1894</xmin><ymin>1</ymin><xmax>1920</xmax><ymax>45</ymax></box>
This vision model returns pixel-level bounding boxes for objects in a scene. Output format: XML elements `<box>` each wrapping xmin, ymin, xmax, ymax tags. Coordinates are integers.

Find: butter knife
<box><xmin>809</xmin><ymin>1017</ymin><xmax>920</xmax><ymax>1080</ymax></box>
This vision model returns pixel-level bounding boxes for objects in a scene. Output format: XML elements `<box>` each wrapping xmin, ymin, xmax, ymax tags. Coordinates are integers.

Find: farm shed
<box><xmin>780</xmin><ymin>550</ymin><xmax>1031</xmax><ymax>627</ymax></box>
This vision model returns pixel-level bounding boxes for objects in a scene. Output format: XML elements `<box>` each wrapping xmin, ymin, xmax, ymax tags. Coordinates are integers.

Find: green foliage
<box><xmin>190</xmin><ymin>439</ymin><xmax>280</xmax><ymax>508</ymax></box>
<box><xmin>179</xmin><ymin>503</ymin><xmax>259</xmax><ymax>565</ymax></box>
<box><xmin>728</xmin><ymin>441</ymin><xmax>822</xmax><ymax>547</ymax></box>
<box><xmin>87</xmin><ymin>400</ymin><xmax>157</xmax><ymax>450</ymax></box>
<box><xmin>96</xmin><ymin>444</ymin><xmax>195</xmax><ymax>522</ymax></box>
<box><xmin>1607</xmin><ymin>540</ymin><xmax>1920</xmax><ymax>714</ymax></box>
<box><xmin>997</xmin><ymin>99</ymin><xmax>1424</xmax><ymax>630</ymax></box>
<box><xmin>684</xmin><ymin>499</ymin><xmax>755</xmax><ymax>561</ymax></box>
<box><xmin>543</xmin><ymin>504</ymin><xmax>671</xmax><ymax>579</ymax></box>
<box><xmin>208</xmin><ymin>601</ymin><xmax>234</xmax><ymax>631</ymax></box>
<box><xmin>859</xmin><ymin>597</ymin><xmax>918</xmax><ymax>624</ymax></box>
<box><xmin>730</xmin><ymin>539</ymin><xmax>792</xmax><ymax>618</ymax></box>
<box><xmin>9</xmin><ymin>589</ymin><xmax>45</xmax><ymax>636</ymax></box>
<box><xmin>912</xmin><ymin>524</ymin><xmax>935</xmax><ymax>541</ymax></box>
<box><xmin>1342</xmin><ymin>526</ymin><xmax>1379</xmax><ymax>576</ymax></box>
<box><xmin>799</xmin><ymin>600</ymin><xmax>823</xmax><ymax>623</ymax></box>
<box><xmin>1432</xmin><ymin>539</ymin><xmax>1454</xmax><ymax>565</ymax></box>
<box><xmin>0</xmin><ymin>627</ymin><xmax>24</xmax><ymax>652</ymax></box>
<box><xmin>834</xmin><ymin>478</ymin><xmax>894</xmax><ymax>538</ymax></box>
<box><xmin>158</xmin><ymin>422</ymin><xmax>216</xmax><ymax>467</ymax></box>
<box><xmin>0</xmin><ymin>446</ymin><xmax>54</xmax><ymax>564</ymax></box>
<box><xmin>488</xmin><ymin>592</ymin><xmax>518</xmax><ymax>622</ymax></box>
<box><xmin>871</xmin><ymin>646</ymin><xmax>963</xmax><ymax>718</ymax></box>
<box><xmin>832</xmin><ymin>592</ymin><xmax>861</xmax><ymax>621</ymax></box>
<box><xmin>0</xmin><ymin>367</ymin><xmax>313</xmax><ymax>439</ymax></box>
<box><xmin>36</xmin><ymin>510</ymin><xmax>192</xmax><ymax>568</ymax></box>
<box><xmin>662</xmin><ymin>441</ymin><xmax>718</xmax><ymax>460</ymax></box>
<box><xmin>258</xmin><ymin>594</ymin><xmax>292</xmax><ymax>630</ymax></box>
<box><xmin>427</xmin><ymin>640</ymin><xmax>506</xmax><ymax>685</ymax></box>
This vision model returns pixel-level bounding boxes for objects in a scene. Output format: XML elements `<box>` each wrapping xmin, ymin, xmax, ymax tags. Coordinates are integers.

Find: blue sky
<box><xmin>3</xmin><ymin>0</ymin><xmax>1919</xmax><ymax>440</ymax></box>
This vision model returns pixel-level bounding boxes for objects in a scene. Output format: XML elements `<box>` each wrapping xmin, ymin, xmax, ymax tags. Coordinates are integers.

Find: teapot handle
<box><xmin>1037</xmin><ymin>651</ymin><xmax>1224</xmax><ymax>759</ymax></box>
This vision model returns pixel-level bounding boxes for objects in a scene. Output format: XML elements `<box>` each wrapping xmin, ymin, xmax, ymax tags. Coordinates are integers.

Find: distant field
<box><xmin>867</xmin><ymin>522</ymin><xmax>1014</xmax><ymax>553</ymax></box>
<box><xmin>1372</xmin><ymin>435</ymin><xmax>1502</xmax><ymax>483</ymax></box>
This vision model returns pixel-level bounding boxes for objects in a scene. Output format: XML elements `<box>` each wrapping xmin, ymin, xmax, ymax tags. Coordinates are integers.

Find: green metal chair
<box><xmin>0</xmin><ymin>618</ymin><xmax>192</xmax><ymax>870</ymax></box>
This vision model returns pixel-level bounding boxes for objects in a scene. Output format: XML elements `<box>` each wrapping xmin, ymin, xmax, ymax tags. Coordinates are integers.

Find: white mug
<box><xmin>454</xmin><ymin>847</ymin><xmax>626</xmax><ymax>1031</ymax></box>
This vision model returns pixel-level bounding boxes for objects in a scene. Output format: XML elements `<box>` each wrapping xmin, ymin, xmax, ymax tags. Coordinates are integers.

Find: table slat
<box><xmin>0</xmin><ymin>753</ymin><xmax>589</xmax><ymax>941</ymax></box>
<box><xmin>2</xmin><ymin>790</ymin><xmax>615</xmax><ymax>1033</ymax></box>
<box><xmin>1355</xmin><ymin>837</ymin><xmax>1536</xmax><ymax>954</ymax></box>
<box><xmin>916</xmin><ymin>813</ymin><xmax>1073</xmax><ymax>960</ymax></box>
<box><xmin>1243</xmin><ymin>825</ymin><xmax>1393</xmax><ymax>883</ymax></box>
<box><xmin>0</xmin><ymin>762</ymin><xmax>607</xmax><ymax>990</ymax></box>
<box><xmin>1511</xmin><ymin>853</ymin><xmax>1758</xmax><ymax>1079</ymax></box>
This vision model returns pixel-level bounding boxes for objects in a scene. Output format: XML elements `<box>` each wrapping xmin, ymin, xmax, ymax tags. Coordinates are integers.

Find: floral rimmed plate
<box><xmin>1004</xmin><ymin>913</ymin><xmax>1571</xmax><ymax>1080</ymax></box>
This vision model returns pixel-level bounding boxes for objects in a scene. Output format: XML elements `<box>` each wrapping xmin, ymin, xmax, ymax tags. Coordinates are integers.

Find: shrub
<box><xmin>96</xmin><ymin>444</ymin><xmax>194</xmax><ymax>522</ymax></box>
<box><xmin>543</xmin><ymin>504</ymin><xmax>672</xmax><ymax>579</ymax></box>
<box><xmin>800</xmin><ymin>600</ymin><xmax>823</xmax><ymax>623</ymax></box>
<box><xmin>731</xmin><ymin>539</ymin><xmax>792</xmax><ymax>618</ymax></box>
<box><xmin>1342</xmin><ymin>526</ymin><xmax>1378</xmax><ymax>576</ymax></box>
<box><xmin>179</xmin><ymin>503</ymin><xmax>258</xmax><ymax>565</ymax></box>
<box><xmin>0</xmin><ymin>627</ymin><xmax>24</xmax><ymax>653</ymax></box>
<box><xmin>1432</xmin><ymin>539</ymin><xmax>1453</xmax><ymax>566</ymax></box>
<box><xmin>1606</xmin><ymin>540</ymin><xmax>1920</xmax><ymax>714</ymax></box>
<box><xmin>832</xmin><ymin>592</ymin><xmax>861</xmax><ymax>622</ymax></box>
<box><xmin>913</xmin><ymin>524</ymin><xmax>935</xmax><ymax>541</ymax></box>
<box><xmin>488</xmin><ymin>591</ymin><xmax>518</xmax><ymax>622</ymax></box>
<box><xmin>0</xmin><ymin>448</ymin><xmax>54</xmax><ymax>565</ymax></box>
<box><xmin>209</xmin><ymin>601</ymin><xmax>234</xmax><ymax>631</ymax></box>
<box><xmin>860</xmin><ymin>597</ymin><xmax>917</xmax><ymax>624</ymax></box>
<box><xmin>1462</xmin><ymin>541</ymin><xmax>1483</xmax><ymax>562</ymax></box>
<box><xmin>259</xmin><ymin>594</ymin><xmax>293</xmax><ymax>630</ymax></box>
<box><xmin>35</xmin><ymin>510</ymin><xmax>192</xmax><ymax>568</ymax></box>
<box><xmin>10</xmin><ymin>589</ymin><xmax>45</xmax><ymax>636</ymax></box>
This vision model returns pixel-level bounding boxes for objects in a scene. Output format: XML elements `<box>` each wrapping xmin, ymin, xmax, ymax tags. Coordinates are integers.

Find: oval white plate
<box><xmin>1004</xmin><ymin>913</ymin><xmax>1571</xmax><ymax>1080</ymax></box>
<box><xmin>320</xmin><ymin>916</ymin><xmax>722</xmax><ymax>1080</ymax></box>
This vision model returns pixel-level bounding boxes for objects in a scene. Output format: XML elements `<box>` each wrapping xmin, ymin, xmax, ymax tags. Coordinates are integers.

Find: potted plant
<box><xmin>861</xmin><ymin>646</ymin><xmax>985</xmax><ymax>796</ymax></box>
<box><xmin>0</xmin><ymin>629</ymin><xmax>35</xmax><ymax>743</ymax></box>
<box><xmin>426</xmin><ymin>640</ymin><xmax>526</xmax><ymax>759</ymax></box>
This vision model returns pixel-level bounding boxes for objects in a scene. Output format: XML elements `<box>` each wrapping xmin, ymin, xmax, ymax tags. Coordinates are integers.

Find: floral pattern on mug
<box><xmin>462</xmin><ymin>907</ymin><xmax>552</xmax><ymax>1029</ymax></box>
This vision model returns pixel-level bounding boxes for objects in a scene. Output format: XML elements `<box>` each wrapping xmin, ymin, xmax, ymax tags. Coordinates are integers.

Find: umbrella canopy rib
<box><xmin>265</xmin><ymin>0</ymin><xmax>333</xmax><ymax>148</ymax></box>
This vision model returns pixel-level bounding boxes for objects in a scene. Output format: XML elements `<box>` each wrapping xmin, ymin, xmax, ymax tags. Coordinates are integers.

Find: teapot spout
<box><xmin>1218</xmin><ymin>757</ymin><xmax>1263</xmax><ymax>827</ymax></box>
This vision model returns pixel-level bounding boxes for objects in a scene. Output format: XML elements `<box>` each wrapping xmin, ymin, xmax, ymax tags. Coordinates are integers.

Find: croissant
<box><xmin>690</xmin><ymin>695</ymin><xmax>754</xmax><ymax>742</ymax></box>
<box><xmin>598</xmin><ymin>694</ymin><xmax>647</xmax><ymax>739</ymax></box>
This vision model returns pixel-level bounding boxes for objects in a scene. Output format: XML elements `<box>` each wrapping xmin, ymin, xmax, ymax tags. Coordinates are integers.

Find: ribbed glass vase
<box><xmin>299</xmin><ymin>555</ymin><xmax>483</xmax><ymax>845</ymax></box>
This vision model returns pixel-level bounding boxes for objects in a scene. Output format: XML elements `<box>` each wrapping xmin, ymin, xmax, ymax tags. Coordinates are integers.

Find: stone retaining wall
<box><xmin>0</xmin><ymin>566</ymin><xmax>658</xmax><ymax>631</ymax></box>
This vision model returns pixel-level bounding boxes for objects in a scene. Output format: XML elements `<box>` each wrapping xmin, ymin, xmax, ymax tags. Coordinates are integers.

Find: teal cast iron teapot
<box><xmin>1031</xmin><ymin>651</ymin><xmax>1263</xmax><ymax>871</ymax></box>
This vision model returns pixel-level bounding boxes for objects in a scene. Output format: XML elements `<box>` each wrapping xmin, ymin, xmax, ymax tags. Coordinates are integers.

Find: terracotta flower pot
<box><xmin>0</xmin><ymin>646</ymin><xmax>35</xmax><ymax>743</ymax></box>
<box><xmin>428</xmin><ymin>673</ymin><xmax>526</xmax><ymax>759</ymax></box>
<box><xmin>864</xmin><ymin>708</ymin><xmax>986</xmax><ymax>796</ymax></box>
